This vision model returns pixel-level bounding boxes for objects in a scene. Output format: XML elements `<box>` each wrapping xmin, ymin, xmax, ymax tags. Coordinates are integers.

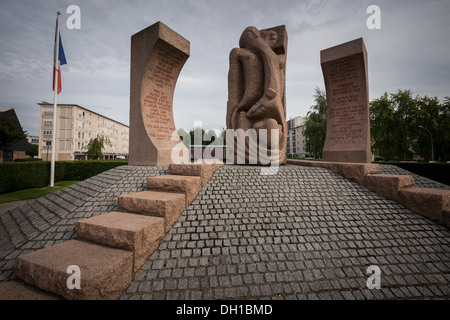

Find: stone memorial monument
<box><xmin>129</xmin><ymin>21</ymin><xmax>190</xmax><ymax>166</ymax></box>
<box><xmin>320</xmin><ymin>38</ymin><xmax>372</xmax><ymax>163</ymax></box>
<box><xmin>226</xmin><ymin>25</ymin><xmax>288</xmax><ymax>165</ymax></box>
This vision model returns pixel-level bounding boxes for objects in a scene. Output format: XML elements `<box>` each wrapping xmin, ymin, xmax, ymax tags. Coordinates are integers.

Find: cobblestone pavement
<box><xmin>120</xmin><ymin>165</ymin><xmax>450</xmax><ymax>300</ymax></box>
<box><xmin>1</xmin><ymin>164</ymin><xmax>449</xmax><ymax>300</ymax></box>
<box><xmin>0</xmin><ymin>166</ymin><xmax>168</xmax><ymax>281</ymax></box>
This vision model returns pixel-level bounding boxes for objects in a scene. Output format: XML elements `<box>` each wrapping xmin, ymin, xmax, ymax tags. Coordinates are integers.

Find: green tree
<box><xmin>411</xmin><ymin>95</ymin><xmax>450</xmax><ymax>161</ymax></box>
<box><xmin>0</xmin><ymin>113</ymin><xmax>26</xmax><ymax>148</ymax></box>
<box><xmin>370</xmin><ymin>90</ymin><xmax>449</xmax><ymax>162</ymax></box>
<box><xmin>440</xmin><ymin>97</ymin><xmax>450</xmax><ymax>161</ymax></box>
<box><xmin>178</xmin><ymin>128</ymin><xmax>190</xmax><ymax>148</ymax></box>
<box><xmin>26</xmin><ymin>143</ymin><xmax>39</xmax><ymax>158</ymax></box>
<box><xmin>84</xmin><ymin>136</ymin><xmax>111</xmax><ymax>160</ymax></box>
<box><xmin>370</xmin><ymin>90</ymin><xmax>416</xmax><ymax>160</ymax></box>
<box><xmin>304</xmin><ymin>87</ymin><xmax>327</xmax><ymax>158</ymax></box>
<box><xmin>190</xmin><ymin>127</ymin><xmax>205</xmax><ymax>146</ymax></box>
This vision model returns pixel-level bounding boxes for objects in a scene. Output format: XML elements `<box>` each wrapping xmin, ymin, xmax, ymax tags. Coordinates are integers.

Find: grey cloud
<box><xmin>0</xmin><ymin>0</ymin><xmax>449</xmax><ymax>136</ymax></box>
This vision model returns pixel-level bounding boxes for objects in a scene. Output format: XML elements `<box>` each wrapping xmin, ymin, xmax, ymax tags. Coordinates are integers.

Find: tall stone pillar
<box><xmin>321</xmin><ymin>38</ymin><xmax>372</xmax><ymax>163</ymax></box>
<box><xmin>129</xmin><ymin>21</ymin><xmax>190</xmax><ymax>166</ymax></box>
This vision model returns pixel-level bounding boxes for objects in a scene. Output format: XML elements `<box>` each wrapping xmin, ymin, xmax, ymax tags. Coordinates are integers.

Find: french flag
<box><xmin>53</xmin><ymin>17</ymin><xmax>67</xmax><ymax>94</ymax></box>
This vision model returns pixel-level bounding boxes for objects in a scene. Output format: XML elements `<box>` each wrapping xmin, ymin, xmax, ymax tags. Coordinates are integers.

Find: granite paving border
<box><xmin>379</xmin><ymin>164</ymin><xmax>450</xmax><ymax>190</ymax></box>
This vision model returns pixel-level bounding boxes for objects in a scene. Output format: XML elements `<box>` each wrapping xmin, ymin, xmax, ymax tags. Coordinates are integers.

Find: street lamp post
<box><xmin>419</xmin><ymin>125</ymin><xmax>434</xmax><ymax>162</ymax></box>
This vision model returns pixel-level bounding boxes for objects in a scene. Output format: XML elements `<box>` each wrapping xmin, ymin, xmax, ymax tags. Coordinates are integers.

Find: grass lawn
<box><xmin>0</xmin><ymin>181</ymin><xmax>80</xmax><ymax>204</ymax></box>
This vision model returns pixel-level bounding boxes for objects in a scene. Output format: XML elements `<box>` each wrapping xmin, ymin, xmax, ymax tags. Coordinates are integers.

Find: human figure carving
<box><xmin>226</xmin><ymin>25</ymin><xmax>287</xmax><ymax>164</ymax></box>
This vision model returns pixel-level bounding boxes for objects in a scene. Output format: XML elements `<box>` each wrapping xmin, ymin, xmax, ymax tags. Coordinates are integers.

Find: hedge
<box><xmin>14</xmin><ymin>158</ymin><xmax>43</xmax><ymax>162</ymax></box>
<box><xmin>376</xmin><ymin>161</ymin><xmax>450</xmax><ymax>186</ymax></box>
<box><xmin>0</xmin><ymin>160</ymin><xmax>128</xmax><ymax>194</ymax></box>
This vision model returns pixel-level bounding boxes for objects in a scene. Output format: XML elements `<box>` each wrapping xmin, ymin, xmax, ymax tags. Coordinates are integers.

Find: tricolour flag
<box><xmin>53</xmin><ymin>17</ymin><xmax>67</xmax><ymax>94</ymax></box>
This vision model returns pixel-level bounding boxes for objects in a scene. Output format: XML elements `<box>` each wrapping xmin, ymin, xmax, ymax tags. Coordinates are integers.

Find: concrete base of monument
<box><xmin>287</xmin><ymin>159</ymin><xmax>450</xmax><ymax>228</ymax></box>
<box><xmin>128</xmin><ymin>146</ymin><xmax>190</xmax><ymax>167</ymax></box>
<box><xmin>322</xmin><ymin>149</ymin><xmax>372</xmax><ymax>164</ymax></box>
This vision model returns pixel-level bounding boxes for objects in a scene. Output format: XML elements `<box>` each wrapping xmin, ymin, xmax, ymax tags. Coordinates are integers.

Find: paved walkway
<box><xmin>1</xmin><ymin>164</ymin><xmax>449</xmax><ymax>299</ymax></box>
<box><xmin>0</xmin><ymin>165</ymin><xmax>168</xmax><ymax>281</ymax></box>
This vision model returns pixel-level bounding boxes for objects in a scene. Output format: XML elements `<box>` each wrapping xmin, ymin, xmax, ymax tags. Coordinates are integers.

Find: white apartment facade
<box><xmin>286</xmin><ymin>116</ymin><xmax>307</xmax><ymax>158</ymax></box>
<box><xmin>38</xmin><ymin>102</ymin><xmax>129</xmax><ymax>161</ymax></box>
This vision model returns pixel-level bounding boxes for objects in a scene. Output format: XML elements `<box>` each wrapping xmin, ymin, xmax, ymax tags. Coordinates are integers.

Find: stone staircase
<box><xmin>0</xmin><ymin>162</ymin><xmax>223</xmax><ymax>300</ymax></box>
<box><xmin>287</xmin><ymin>160</ymin><xmax>450</xmax><ymax>228</ymax></box>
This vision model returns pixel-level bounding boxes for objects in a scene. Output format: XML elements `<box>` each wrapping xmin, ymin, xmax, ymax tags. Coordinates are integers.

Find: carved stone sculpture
<box><xmin>226</xmin><ymin>25</ymin><xmax>288</xmax><ymax>165</ymax></box>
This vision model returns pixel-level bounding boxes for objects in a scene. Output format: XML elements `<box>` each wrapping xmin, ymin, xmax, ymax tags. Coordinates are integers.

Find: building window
<box><xmin>43</xmin><ymin>119</ymin><xmax>53</xmax><ymax>125</ymax></box>
<box><xmin>43</xmin><ymin>130</ymin><xmax>52</xmax><ymax>135</ymax></box>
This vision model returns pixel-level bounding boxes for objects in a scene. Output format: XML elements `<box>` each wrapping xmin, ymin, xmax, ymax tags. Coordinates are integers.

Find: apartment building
<box><xmin>38</xmin><ymin>102</ymin><xmax>129</xmax><ymax>161</ymax></box>
<box><xmin>286</xmin><ymin>116</ymin><xmax>307</xmax><ymax>158</ymax></box>
<box><xmin>27</xmin><ymin>135</ymin><xmax>39</xmax><ymax>145</ymax></box>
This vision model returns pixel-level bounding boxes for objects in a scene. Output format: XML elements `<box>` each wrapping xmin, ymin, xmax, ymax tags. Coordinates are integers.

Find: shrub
<box><xmin>0</xmin><ymin>162</ymin><xmax>49</xmax><ymax>194</ymax></box>
<box><xmin>62</xmin><ymin>160</ymin><xmax>128</xmax><ymax>181</ymax></box>
<box><xmin>0</xmin><ymin>160</ymin><xmax>128</xmax><ymax>194</ymax></box>
<box><xmin>14</xmin><ymin>158</ymin><xmax>43</xmax><ymax>162</ymax></box>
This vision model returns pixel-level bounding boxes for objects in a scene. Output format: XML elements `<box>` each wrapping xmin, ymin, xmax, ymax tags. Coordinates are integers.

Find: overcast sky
<box><xmin>0</xmin><ymin>0</ymin><xmax>449</xmax><ymax>136</ymax></box>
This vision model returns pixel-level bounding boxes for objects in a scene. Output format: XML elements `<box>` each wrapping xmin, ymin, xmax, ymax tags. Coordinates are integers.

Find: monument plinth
<box><xmin>321</xmin><ymin>38</ymin><xmax>372</xmax><ymax>163</ymax></box>
<box><xmin>129</xmin><ymin>21</ymin><xmax>190</xmax><ymax>166</ymax></box>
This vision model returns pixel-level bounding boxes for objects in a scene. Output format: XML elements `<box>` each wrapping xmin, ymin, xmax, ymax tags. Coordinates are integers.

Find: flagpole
<box><xmin>50</xmin><ymin>11</ymin><xmax>61</xmax><ymax>188</ymax></box>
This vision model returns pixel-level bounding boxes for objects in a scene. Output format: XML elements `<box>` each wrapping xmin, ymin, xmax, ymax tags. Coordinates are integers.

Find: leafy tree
<box><xmin>370</xmin><ymin>90</ymin><xmax>449</xmax><ymax>162</ymax></box>
<box><xmin>83</xmin><ymin>136</ymin><xmax>111</xmax><ymax>160</ymax></box>
<box><xmin>26</xmin><ymin>142</ymin><xmax>39</xmax><ymax>157</ymax></box>
<box><xmin>177</xmin><ymin>128</ymin><xmax>190</xmax><ymax>148</ymax></box>
<box><xmin>370</xmin><ymin>90</ymin><xmax>416</xmax><ymax>160</ymax></box>
<box><xmin>304</xmin><ymin>87</ymin><xmax>327</xmax><ymax>158</ymax></box>
<box><xmin>440</xmin><ymin>97</ymin><xmax>450</xmax><ymax>161</ymax></box>
<box><xmin>411</xmin><ymin>95</ymin><xmax>449</xmax><ymax>161</ymax></box>
<box><xmin>190</xmin><ymin>127</ymin><xmax>205</xmax><ymax>146</ymax></box>
<box><xmin>0</xmin><ymin>113</ymin><xmax>26</xmax><ymax>148</ymax></box>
